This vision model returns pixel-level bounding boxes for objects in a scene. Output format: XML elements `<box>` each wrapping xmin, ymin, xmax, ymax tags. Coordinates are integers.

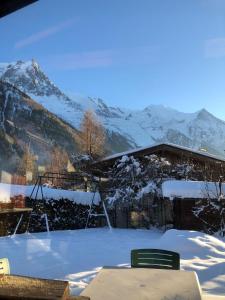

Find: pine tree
<box><xmin>78</xmin><ymin>110</ymin><xmax>106</xmax><ymax>159</ymax></box>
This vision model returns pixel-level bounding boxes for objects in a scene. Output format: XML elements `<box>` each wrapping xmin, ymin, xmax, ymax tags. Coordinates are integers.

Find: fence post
<box><xmin>114</xmin><ymin>204</ymin><xmax>117</xmax><ymax>228</ymax></box>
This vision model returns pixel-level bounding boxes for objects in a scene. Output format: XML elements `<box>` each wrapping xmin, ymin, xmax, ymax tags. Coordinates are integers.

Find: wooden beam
<box><xmin>0</xmin><ymin>0</ymin><xmax>38</xmax><ymax>18</ymax></box>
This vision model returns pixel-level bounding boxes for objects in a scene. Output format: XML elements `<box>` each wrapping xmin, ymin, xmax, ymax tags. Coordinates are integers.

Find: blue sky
<box><xmin>1</xmin><ymin>0</ymin><xmax>225</xmax><ymax>118</ymax></box>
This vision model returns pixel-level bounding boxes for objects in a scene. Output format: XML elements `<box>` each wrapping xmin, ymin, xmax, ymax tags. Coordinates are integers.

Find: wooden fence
<box><xmin>107</xmin><ymin>197</ymin><xmax>174</xmax><ymax>229</ymax></box>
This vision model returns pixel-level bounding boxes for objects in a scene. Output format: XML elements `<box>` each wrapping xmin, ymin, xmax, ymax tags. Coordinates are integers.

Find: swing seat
<box><xmin>0</xmin><ymin>258</ymin><xmax>10</xmax><ymax>275</ymax></box>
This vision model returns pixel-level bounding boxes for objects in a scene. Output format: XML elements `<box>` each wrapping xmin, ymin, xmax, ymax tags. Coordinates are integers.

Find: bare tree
<box><xmin>17</xmin><ymin>145</ymin><xmax>37</xmax><ymax>182</ymax></box>
<box><xmin>48</xmin><ymin>146</ymin><xmax>69</xmax><ymax>174</ymax></box>
<box><xmin>78</xmin><ymin>110</ymin><xmax>106</xmax><ymax>159</ymax></box>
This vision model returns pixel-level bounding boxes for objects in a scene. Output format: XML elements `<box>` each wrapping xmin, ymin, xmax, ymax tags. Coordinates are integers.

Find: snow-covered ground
<box><xmin>0</xmin><ymin>228</ymin><xmax>225</xmax><ymax>297</ymax></box>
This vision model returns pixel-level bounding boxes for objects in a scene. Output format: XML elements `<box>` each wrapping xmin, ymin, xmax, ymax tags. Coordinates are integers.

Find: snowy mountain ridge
<box><xmin>0</xmin><ymin>80</ymin><xmax>80</xmax><ymax>172</ymax></box>
<box><xmin>1</xmin><ymin>59</ymin><xmax>225</xmax><ymax>157</ymax></box>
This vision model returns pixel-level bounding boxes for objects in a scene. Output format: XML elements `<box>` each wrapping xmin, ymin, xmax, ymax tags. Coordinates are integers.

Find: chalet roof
<box><xmin>99</xmin><ymin>143</ymin><xmax>225</xmax><ymax>165</ymax></box>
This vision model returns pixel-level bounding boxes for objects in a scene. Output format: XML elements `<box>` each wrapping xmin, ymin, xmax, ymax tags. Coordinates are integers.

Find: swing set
<box><xmin>27</xmin><ymin>172</ymin><xmax>111</xmax><ymax>233</ymax></box>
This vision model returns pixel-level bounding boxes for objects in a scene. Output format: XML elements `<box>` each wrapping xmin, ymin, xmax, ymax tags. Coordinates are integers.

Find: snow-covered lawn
<box><xmin>0</xmin><ymin>228</ymin><xmax>225</xmax><ymax>297</ymax></box>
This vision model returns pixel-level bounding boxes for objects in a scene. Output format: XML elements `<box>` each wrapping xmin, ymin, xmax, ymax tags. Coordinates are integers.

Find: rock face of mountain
<box><xmin>0</xmin><ymin>60</ymin><xmax>136</xmax><ymax>154</ymax></box>
<box><xmin>1</xmin><ymin>59</ymin><xmax>225</xmax><ymax>158</ymax></box>
<box><xmin>0</xmin><ymin>80</ymin><xmax>79</xmax><ymax>172</ymax></box>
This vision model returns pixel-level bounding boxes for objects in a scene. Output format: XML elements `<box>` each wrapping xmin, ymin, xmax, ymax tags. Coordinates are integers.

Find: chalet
<box><xmin>95</xmin><ymin>143</ymin><xmax>225</xmax><ymax>233</ymax></box>
<box><xmin>98</xmin><ymin>142</ymin><xmax>225</xmax><ymax>169</ymax></box>
<box><xmin>105</xmin><ymin>178</ymin><xmax>224</xmax><ymax>233</ymax></box>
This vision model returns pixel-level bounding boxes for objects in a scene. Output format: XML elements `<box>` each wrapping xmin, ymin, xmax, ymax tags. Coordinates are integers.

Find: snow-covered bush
<box><xmin>106</xmin><ymin>154</ymin><xmax>172</xmax><ymax>206</ymax></box>
<box><xmin>193</xmin><ymin>182</ymin><xmax>225</xmax><ymax>236</ymax></box>
<box><xmin>72</xmin><ymin>154</ymin><xmax>94</xmax><ymax>173</ymax></box>
<box><xmin>106</xmin><ymin>154</ymin><xmax>203</xmax><ymax>204</ymax></box>
<box><xmin>104</xmin><ymin>154</ymin><xmax>209</xmax><ymax>228</ymax></box>
<box><xmin>103</xmin><ymin>154</ymin><xmax>176</xmax><ymax>228</ymax></box>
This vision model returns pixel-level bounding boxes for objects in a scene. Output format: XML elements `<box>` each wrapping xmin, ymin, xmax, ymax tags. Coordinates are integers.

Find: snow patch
<box><xmin>162</xmin><ymin>180</ymin><xmax>225</xmax><ymax>200</ymax></box>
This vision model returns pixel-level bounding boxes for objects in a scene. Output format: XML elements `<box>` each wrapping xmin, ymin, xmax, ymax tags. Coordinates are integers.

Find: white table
<box><xmin>81</xmin><ymin>267</ymin><xmax>202</xmax><ymax>300</ymax></box>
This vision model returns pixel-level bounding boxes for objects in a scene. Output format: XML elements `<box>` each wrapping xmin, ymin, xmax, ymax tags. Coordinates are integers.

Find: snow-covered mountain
<box><xmin>0</xmin><ymin>80</ymin><xmax>80</xmax><ymax>172</ymax></box>
<box><xmin>1</xmin><ymin>59</ymin><xmax>225</xmax><ymax>157</ymax></box>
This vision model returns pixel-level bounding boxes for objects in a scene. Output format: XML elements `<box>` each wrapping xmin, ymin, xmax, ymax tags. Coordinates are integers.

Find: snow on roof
<box><xmin>162</xmin><ymin>180</ymin><xmax>225</xmax><ymax>200</ymax></box>
<box><xmin>100</xmin><ymin>142</ymin><xmax>225</xmax><ymax>163</ymax></box>
<box><xmin>0</xmin><ymin>183</ymin><xmax>100</xmax><ymax>205</ymax></box>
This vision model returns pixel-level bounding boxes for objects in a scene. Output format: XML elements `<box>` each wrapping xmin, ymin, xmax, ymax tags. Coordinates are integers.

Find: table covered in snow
<box><xmin>81</xmin><ymin>267</ymin><xmax>202</xmax><ymax>300</ymax></box>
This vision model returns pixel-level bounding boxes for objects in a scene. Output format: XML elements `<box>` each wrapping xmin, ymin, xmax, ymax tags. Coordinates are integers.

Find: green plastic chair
<box><xmin>131</xmin><ymin>249</ymin><xmax>180</xmax><ymax>270</ymax></box>
<box><xmin>0</xmin><ymin>258</ymin><xmax>10</xmax><ymax>275</ymax></box>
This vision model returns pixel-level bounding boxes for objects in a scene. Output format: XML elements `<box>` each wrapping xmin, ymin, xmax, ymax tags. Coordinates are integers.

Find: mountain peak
<box><xmin>22</xmin><ymin>59</ymin><xmax>40</xmax><ymax>71</ymax></box>
<box><xmin>196</xmin><ymin>108</ymin><xmax>214</xmax><ymax>120</ymax></box>
<box><xmin>8</xmin><ymin>59</ymin><xmax>40</xmax><ymax>72</ymax></box>
<box><xmin>144</xmin><ymin>104</ymin><xmax>167</xmax><ymax>111</ymax></box>
<box><xmin>198</xmin><ymin>108</ymin><xmax>208</xmax><ymax>114</ymax></box>
<box><xmin>0</xmin><ymin>59</ymin><xmax>68</xmax><ymax>99</ymax></box>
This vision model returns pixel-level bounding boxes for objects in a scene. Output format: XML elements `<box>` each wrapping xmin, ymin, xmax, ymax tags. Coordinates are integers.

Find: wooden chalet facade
<box><xmin>95</xmin><ymin>143</ymin><xmax>225</xmax><ymax>232</ymax></box>
<box><xmin>95</xmin><ymin>143</ymin><xmax>225</xmax><ymax>181</ymax></box>
<box><xmin>97</xmin><ymin>143</ymin><xmax>225</xmax><ymax>169</ymax></box>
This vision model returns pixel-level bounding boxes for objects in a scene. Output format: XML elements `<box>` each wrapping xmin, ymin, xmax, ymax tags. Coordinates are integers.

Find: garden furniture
<box><xmin>131</xmin><ymin>248</ymin><xmax>180</xmax><ymax>269</ymax></box>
